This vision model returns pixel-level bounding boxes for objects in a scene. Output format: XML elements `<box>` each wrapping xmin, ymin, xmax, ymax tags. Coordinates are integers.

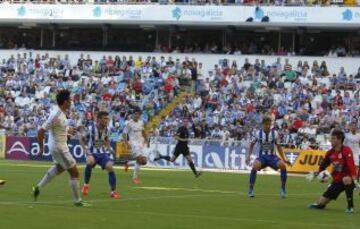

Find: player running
<box><xmin>246</xmin><ymin>116</ymin><xmax>290</xmax><ymax>198</ymax></box>
<box><xmin>309</xmin><ymin>129</ymin><xmax>360</xmax><ymax>213</ymax></box>
<box><xmin>80</xmin><ymin>111</ymin><xmax>120</xmax><ymax>199</ymax></box>
<box><xmin>345</xmin><ymin>121</ymin><xmax>360</xmax><ymax>180</ymax></box>
<box><xmin>123</xmin><ymin>108</ymin><xmax>148</xmax><ymax>184</ymax></box>
<box><xmin>32</xmin><ymin>90</ymin><xmax>88</xmax><ymax>206</ymax></box>
<box><xmin>154</xmin><ymin>118</ymin><xmax>201</xmax><ymax>178</ymax></box>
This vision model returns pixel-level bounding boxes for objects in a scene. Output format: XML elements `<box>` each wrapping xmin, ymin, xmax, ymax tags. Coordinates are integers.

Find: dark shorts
<box><xmin>173</xmin><ymin>144</ymin><xmax>190</xmax><ymax>158</ymax></box>
<box><xmin>323</xmin><ymin>182</ymin><xmax>354</xmax><ymax>200</ymax></box>
<box><xmin>256</xmin><ymin>154</ymin><xmax>280</xmax><ymax>170</ymax></box>
<box><xmin>90</xmin><ymin>153</ymin><xmax>112</xmax><ymax>170</ymax></box>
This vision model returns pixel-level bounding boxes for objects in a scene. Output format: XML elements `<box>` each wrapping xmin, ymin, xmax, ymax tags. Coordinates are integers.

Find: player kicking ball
<box><xmin>154</xmin><ymin>118</ymin><xmax>201</xmax><ymax>178</ymax></box>
<box><xmin>32</xmin><ymin>90</ymin><xmax>88</xmax><ymax>206</ymax></box>
<box><xmin>308</xmin><ymin>129</ymin><xmax>360</xmax><ymax>213</ymax></box>
<box><xmin>246</xmin><ymin>116</ymin><xmax>290</xmax><ymax>198</ymax></box>
<box><xmin>123</xmin><ymin>108</ymin><xmax>148</xmax><ymax>184</ymax></box>
<box><xmin>80</xmin><ymin>111</ymin><xmax>120</xmax><ymax>199</ymax></box>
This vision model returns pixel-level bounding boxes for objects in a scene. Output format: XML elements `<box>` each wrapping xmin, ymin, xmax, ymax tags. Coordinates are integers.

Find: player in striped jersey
<box><xmin>80</xmin><ymin>111</ymin><xmax>120</xmax><ymax>199</ymax></box>
<box><xmin>246</xmin><ymin>116</ymin><xmax>290</xmax><ymax>198</ymax></box>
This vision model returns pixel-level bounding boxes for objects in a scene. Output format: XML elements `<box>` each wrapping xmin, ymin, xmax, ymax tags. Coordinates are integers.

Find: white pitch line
<box><xmin>0</xmin><ymin>193</ymin><xmax>357</xmax><ymax>229</ymax></box>
<box><xmin>131</xmin><ymin>186</ymin><xmax>321</xmax><ymax>197</ymax></box>
<box><xmin>0</xmin><ymin>193</ymin><xmax>234</xmax><ymax>206</ymax></box>
<box><xmin>0</xmin><ymin>161</ymin><xmax>307</xmax><ymax>177</ymax></box>
<box><xmin>0</xmin><ymin>189</ymin><xmax>320</xmax><ymax>208</ymax></box>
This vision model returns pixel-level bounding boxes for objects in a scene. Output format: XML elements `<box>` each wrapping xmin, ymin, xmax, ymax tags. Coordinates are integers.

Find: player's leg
<box><xmin>130</xmin><ymin>144</ymin><xmax>147</xmax><ymax>183</ymax></box>
<box><xmin>343</xmin><ymin>176</ymin><xmax>355</xmax><ymax>212</ymax></box>
<box><xmin>133</xmin><ymin>155</ymin><xmax>147</xmax><ymax>184</ymax></box>
<box><xmin>36</xmin><ymin>164</ymin><xmax>65</xmax><ymax>189</ymax></box>
<box><xmin>309</xmin><ymin>196</ymin><xmax>332</xmax><ymax>209</ymax></box>
<box><xmin>33</xmin><ymin>150</ymin><xmax>65</xmax><ymax>201</ymax></box>
<box><xmin>309</xmin><ymin>183</ymin><xmax>342</xmax><ymax>210</ymax></box>
<box><xmin>103</xmin><ymin>158</ymin><xmax>120</xmax><ymax>199</ymax></box>
<box><xmin>82</xmin><ymin>155</ymin><xmax>96</xmax><ymax>196</ymax></box>
<box><xmin>184</xmin><ymin>154</ymin><xmax>201</xmax><ymax>178</ymax></box>
<box><xmin>275</xmin><ymin>159</ymin><xmax>287</xmax><ymax>198</ymax></box>
<box><xmin>355</xmin><ymin>154</ymin><xmax>360</xmax><ymax>181</ymax></box>
<box><xmin>169</xmin><ymin>145</ymin><xmax>182</xmax><ymax>163</ymax></box>
<box><xmin>154</xmin><ymin>153</ymin><xmax>171</xmax><ymax>161</ymax></box>
<box><xmin>67</xmin><ymin>164</ymin><xmax>86</xmax><ymax>206</ymax></box>
<box><xmin>58</xmin><ymin>152</ymin><xmax>88</xmax><ymax>206</ymax></box>
<box><xmin>248</xmin><ymin>159</ymin><xmax>263</xmax><ymax>197</ymax></box>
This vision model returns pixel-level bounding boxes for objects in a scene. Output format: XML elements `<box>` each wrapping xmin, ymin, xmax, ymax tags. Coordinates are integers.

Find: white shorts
<box><xmin>130</xmin><ymin>143</ymin><xmax>147</xmax><ymax>158</ymax></box>
<box><xmin>51</xmin><ymin>149</ymin><xmax>76</xmax><ymax>170</ymax></box>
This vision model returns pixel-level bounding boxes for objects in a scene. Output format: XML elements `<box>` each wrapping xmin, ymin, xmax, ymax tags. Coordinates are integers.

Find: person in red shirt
<box><xmin>309</xmin><ymin>129</ymin><xmax>360</xmax><ymax>213</ymax></box>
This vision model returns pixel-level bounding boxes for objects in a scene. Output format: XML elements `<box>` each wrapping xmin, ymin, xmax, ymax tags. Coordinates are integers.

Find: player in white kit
<box><xmin>345</xmin><ymin>122</ymin><xmax>360</xmax><ymax>180</ymax></box>
<box><xmin>32</xmin><ymin>90</ymin><xmax>88</xmax><ymax>206</ymax></box>
<box><xmin>123</xmin><ymin>108</ymin><xmax>148</xmax><ymax>184</ymax></box>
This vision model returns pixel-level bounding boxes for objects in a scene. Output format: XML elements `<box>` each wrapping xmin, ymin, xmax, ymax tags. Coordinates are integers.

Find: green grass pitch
<box><xmin>0</xmin><ymin>160</ymin><xmax>359</xmax><ymax>229</ymax></box>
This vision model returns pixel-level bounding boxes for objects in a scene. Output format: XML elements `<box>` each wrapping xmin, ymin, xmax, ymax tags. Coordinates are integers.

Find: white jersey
<box><xmin>123</xmin><ymin>119</ymin><xmax>145</xmax><ymax>144</ymax></box>
<box><xmin>42</xmin><ymin>106</ymin><xmax>69</xmax><ymax>152</ymax></box>
<box><xmin>346</xmin><ymin>133</ymin><xmax>360</xmax><ymax>154</ymax></box>
<box><xmin>345</xmin><ymin>132</ymin><xmax>360</xmax><ymax>166</ymax></box>
<box><xmin>123</xmin><ymin>119</ymin><xmax>146</xmax><ymax>157</ymax></box>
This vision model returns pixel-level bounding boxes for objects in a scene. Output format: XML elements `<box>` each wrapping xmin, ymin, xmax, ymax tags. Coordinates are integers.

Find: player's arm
<box><xmin>276</xmin><ymin>143</ymin><xmax>291</xmax><ymax>165</ymax></box>
<box><xmin>104</xmin><ymin>136</ymin><xmax>114</xmax><ymax>154</ymax></box>
<box><xmin>67</xmin><ymin>126</ymin><xmax>77</xmax><ymax>138</ymax></box>
<box><xmin>318</xmin><ymin>152</ymin><xmax>331</xmax><ymax>173</ymax></box>
<box><xmin>37</xmin><ymin>128</ymin><xmax>46</xmax><ymax>157</ymax></box>
<box><xmin>344</xmin><ymin>148</ymin><xmax>358</xmax><ymax>181</ymax></box>
<box><xmin>38</xmin><ymin>112</ymin><xmax>56</xmax><ymax>156</ymax></box>
<box><xmin>306</xmin><ymin>151</ymin><xmax>331</xmax><ymax>182</ymax></box>
<box><xmin>80</xmin><ymin>130</ymin><xmax>90</xmax><ymax>156</ymax></box>
<box><xmin>246</xmin><ymin>140</ymin><xmax>256</xmax><ymax>165</ymax></box>
<box><xmin>122</xmin><ymin>122</ymin><xmax>129</xmax><ymax>145</ymax></box>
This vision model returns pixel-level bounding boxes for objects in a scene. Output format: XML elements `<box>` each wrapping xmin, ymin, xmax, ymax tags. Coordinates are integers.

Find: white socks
<box><xmin>69</xmin><ymin>178</ymin><xmax>82</xmax><ymax>203</ymax></box>
<box><xmin>38</xmin><ymin>166</ymin><xmax>58</xmax><ymax>189</ymax></box>
<box><xmin>133</xmin><ymin>162</ymin><xmax>140</xmax><ymax>179</ymax></box>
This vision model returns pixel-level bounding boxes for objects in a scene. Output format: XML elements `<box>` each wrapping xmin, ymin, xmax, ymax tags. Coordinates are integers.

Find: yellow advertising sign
<box><xmin>283</xmin><ymin>148</ymin><xmax>327</xmax><ymax>173</ymax></box>
<box><xmin>115</xmin><ymin>142</ymin><xmax>131</xmax><ymax>159</ymax></box>
<box><xmin>0</xmin><ymin>134</ymin><xmax>5</xmax><ymax>159</ymax></box>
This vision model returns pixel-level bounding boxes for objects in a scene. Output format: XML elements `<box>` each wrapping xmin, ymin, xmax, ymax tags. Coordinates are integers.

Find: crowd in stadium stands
<box><xmin>154</xmin><ymin>43</ymin><xmax>358</xmax><ymax>57</ymax></box>
<box><xmin>154</xmin><ymin>57</ymin><xmax>360</xmax><ymax>150</ymax></box>
<box><xmin>1</xmin><ymin>52</ymin><xmax>360</xmax><ymax>150</ymax></box>
<box><xmin>0</xmin><ymin>0</ymin><xmax>359</xmax><ymax>6</ymax></box>
<box><xmin>0</xmin><ymin>52</ymin><xmax>196</xmax><ymax>141</ymax></box>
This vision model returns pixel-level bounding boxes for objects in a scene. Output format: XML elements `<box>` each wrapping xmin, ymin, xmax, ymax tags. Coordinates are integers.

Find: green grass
<box><xmin>0</xmin><ymin>160</ymin><xmax>359</xmax><ymax>229</ymax></box>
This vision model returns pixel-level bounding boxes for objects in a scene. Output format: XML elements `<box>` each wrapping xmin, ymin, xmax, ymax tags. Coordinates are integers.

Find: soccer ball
<box><xmin>317</xmin><ymin>170</ymin><xmax>331</xmax><ymax>183</ymax></box>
